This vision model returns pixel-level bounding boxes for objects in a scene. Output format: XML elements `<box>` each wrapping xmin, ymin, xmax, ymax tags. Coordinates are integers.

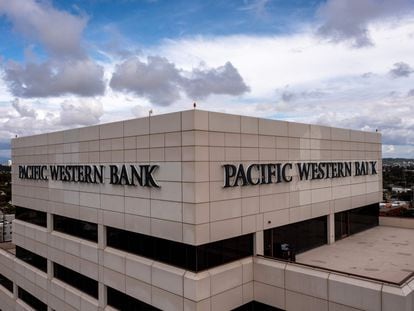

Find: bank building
<box><xmin>1</xmin><ymin>110</ymin><xmax>413</xmax><ymax>311</ymax></box>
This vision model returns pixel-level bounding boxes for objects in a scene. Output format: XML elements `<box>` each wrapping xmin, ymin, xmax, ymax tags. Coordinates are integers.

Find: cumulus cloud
<box><xmin>110</xmin><ymin>56</ymin><xmax>182</xmax><ymax>106</ymax></box>
<box><xmin>110</xmin><ymin>56</ymin><xmax>249</xmax><ymax>106</ymax></box>
<box><xmin>279</xmin><ymin>87</ymin><xmax>326</xmax><ymax>103</ymax></box>
<box><xmin>389</xmin><ymin>62</ymin><xmax>413</xmax><ymax>78</ymax></box>
<box><xmin>60</xmin><ymin>99</ymin><xmax>104</xmax><ymax>126</ymax></box>
<box><xmin>4</xmin><ymin>60</ymin><xmax>106</xmax><ymax>97</ymax></box>
<box><xmin>0</xmin><ymin>0</ymin><xmax>87</xmax><ymax>58</ymax></box>
<box><xmin>317</xmin><ymin>0</ymin><xmax>414</xmax><ymax>47</ymax></box>
<box><xmin>11</xmin><ymin>98</ymin><xmax>36</xmax><ymax>118</ymax></box>
<box><xmin>182</xmin><ymin>62</ymin><xmax>249</xmax><ymax>99</ymax></box>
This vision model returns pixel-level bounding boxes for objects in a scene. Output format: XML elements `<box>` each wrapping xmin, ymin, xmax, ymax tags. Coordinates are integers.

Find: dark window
<box><xmin>18</xmin><ymin>287</ymin><xmax>47</xmax><ymax>311</ymax></box>
<box><xmin>16</xmin><ymin>206</ymin><xmax>47</xmax><ymax>227</ymax></box>
<box><xmin>107</xmin><ymin>227</ymin><xmax>253</xmax><ymax>272</ymax></box>
<box><xmin>232</xmin><ymin>301</ymin><xmax>285</xmax><ymax>311</ymax></box>
<box><xmin>0</xmin><ymin>272</ymin><xmax>13</xmax><ymax>292</ymax></box>
<box><xmin>53</xmin><ymin>214</ymin><xmax>98</xmax><ymax>242</ymax></box>
<box><xmin>54</xmin><ymin>262</ymin><xmax>98</xmax><ymax>299</ymax></box>
<box><xmin>107</xmin><ymin>286</ymin><xmax>160</xmax><ymax>310</ymax></box>
<box><xmin>335</xmin><ymin>203</ymin><xmax>379</xmax><ymax>241</ymax></box>
<box><xmin>264</xmin><ymin>216</ymin><xmax>327</xmax><ymax>260</ymax></box>
<box><xmin>16</xmin><ymin>246</ymin><xmax>47</xmax><ymax>272</ymax></box>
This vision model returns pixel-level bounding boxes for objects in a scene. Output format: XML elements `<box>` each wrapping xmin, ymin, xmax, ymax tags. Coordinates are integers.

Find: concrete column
<box><xmin>98</xmin><ymin>224</ymin><xmax>105</xmax><ymax>249</ymax></box>
<box><xmin>328</xmin><ymin>214</ymin><xmax>335</xmax><ymax>244</ymax></box>
<box><xmin>255</xmin><ymin>231</ymin><xmax>264</xmax><ymax>255</ymax></box>
<box><xmin>47</xmin><ymin>213</ymin><xmax>53</xmax><ymax>233</ymax></box>
<box><xmin>98</xmin><ymin>282</ymin><xmax>106</xmax><ymax>310</ymax></box>
<box><xmin>13</xmin><ymin>282</ymin><xmax>17</xmax><ymax>300</ymax></box>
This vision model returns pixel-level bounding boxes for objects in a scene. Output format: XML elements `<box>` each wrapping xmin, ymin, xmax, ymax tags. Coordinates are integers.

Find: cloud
<box><xmin>11</xmin><ymin>98</ymin><xmax>36</xmax><ymax>118</ymax></box>
<box><xmin>110</xmin><ymin>56</ymin><xmax>182</xmax><ymax>106</ymax></box>
<box><xmin>279</xmin><ymin>87</ymin><xmax>326</xmax><ymax>103</ymax></box>
<box><xmin>3</xmin><ymin>59</ymin><xmax>106</xmax><ymax>97</ymax></box>
<box><xmin>0</xmin><ymin>0</ymin><xmax>87</xmax><ymax>58</ymax></box>
<box><xmin>389</xmin><ymin>62</ymin><xmax>413</xmax><ymax>78</ymax></box>
<box><xmin>110</xmin><ymin>56</ymin><xmax>249</xmax><ymax>106</ymax></box>
<box><xmin>317</xmin><ymin>0</ymin><xmax>414</xmax><ymax>47</ymax></box>
<box><xmin>60</xmin><ymin>99</ymin><xmax>104</xmax><ymax>126</ymax></box>
<box><xmin>182</xmin><ymin>62</ymin><xmax>250</xmax><ymax>99</ymax></box>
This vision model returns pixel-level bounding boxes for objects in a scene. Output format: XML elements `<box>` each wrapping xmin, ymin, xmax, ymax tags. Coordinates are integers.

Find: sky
<box><xmin>1</xmin><ymin>0</ymin><xmax>414</xmax><ymax>163</ymax></box>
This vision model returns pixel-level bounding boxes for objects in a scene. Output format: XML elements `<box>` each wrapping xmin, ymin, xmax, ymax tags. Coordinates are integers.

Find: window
<box><xmin>15</xmin><ymin>206</ymin><xmax>47</xmax><ymax>227</ymax></box>
<box><xmin>107</xmin><ymin>227</ymin><xmax>254</xmax><ymax>272</ymax></box>
<box><xmin>335</xmin><ymin>203</ymin><xmax>379</xmax><ymax>241</ymax></box>
<box><xmin>54</xmin><ymin>263</ymin><xmax>98</xmax><ymax>299</ymax></box>
<box><xmin>264</xmin><ymin>216</ymin><xmax>327</xmax><ymax>260</ymax></box>
<box><xmin>53</xmin><ymin>214</ymin><xmax>98</xmax><ymax>242</ymax></box>
<box><xmin>233</xmin><ymin>301</ymin><xmax>285</xmax><ymax>311</ymax></box>
<box><xmin>0</xmin><ymin>272</ymin><xmax>13</xmax><ymax>292</ymax></box>
<box><xmin>16</xmin><ymin>246</ymin><xmax>47</xmax><ymax>272</ymax></box>
<box><xmin>18</xmin><ymin>287</ymin><xmax>47</xmax><ymax>311</ymax></box>
<box><xmin>107</xmin><ymin>286</ymin><xmax>160</xmax><ymax>310</ymax></box>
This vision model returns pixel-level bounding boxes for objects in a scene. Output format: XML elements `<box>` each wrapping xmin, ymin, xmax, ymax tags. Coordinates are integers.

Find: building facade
<box><xmin>0</xmin><ymin>110</ymin><xmax>410</xmax><ymax>311</ymax></box>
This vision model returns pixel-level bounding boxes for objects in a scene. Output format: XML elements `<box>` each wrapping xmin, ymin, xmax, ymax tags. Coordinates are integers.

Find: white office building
<box><xmin>0</xmin><ymin>110</ymin><xmax>413</xmax><ymax>311</ymax></box>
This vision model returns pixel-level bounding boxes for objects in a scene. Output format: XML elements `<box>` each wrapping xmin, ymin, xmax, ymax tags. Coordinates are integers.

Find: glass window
<box><xmin>107</xmin><ymin>286</ymin><xmax>160</xmax><ymax>310</ymax></box>
<box><xmin>264</xmin><ymin>216</ymin><xmax>327</xmax><ymax>260</ymax></box>
<box><xmin>0</xmin><ymin>272</ymin><xmax>13</xmax><ymax>292</ymax></box>
<box><xmin>107</xmin><ymin>226</ymin><xmax>253</xmax><ymax>272</ymax></box>
<box><xmin>16</xmin><ymin>246</ymin><xmax>47</xmax><ymax>272</ymax></box>
<box><xmin>335</xmin><ymin>203</ymin><xmax>379</xmax><ymax>241</ymax></box>
<box><xmin>53</xmin><ymin>214</ymin><xmax>98</xmax><ymax>242</ymax></box>
<box><xmin>53</xmin><ymin>263</ymin><xmax>98</xmax><ymax>299</ymax></box>
<box><xmin>16</xmin><ymin>206</ymin><xmax>47</xmax><ymax>227</ymax></box>
<box><xmin>18</xmin><ymin>287</ymin><xmax>47</xmax><ymax>311</ymax></box>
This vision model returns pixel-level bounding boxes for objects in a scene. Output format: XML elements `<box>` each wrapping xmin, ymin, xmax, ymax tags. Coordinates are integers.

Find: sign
<box><xmin>18</xmin><ymin>164</ymin><xmax>160</xmax><ymax>188</ymax></box>
<box><xmin>223</xmin><ymin>161</ymin><xmax>377</xmax><ymax>188</ymax></box>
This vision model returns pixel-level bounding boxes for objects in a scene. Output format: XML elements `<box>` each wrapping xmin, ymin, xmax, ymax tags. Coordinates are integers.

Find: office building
<box><xmin>0</xmin><ymin>110</ymin><xmax>412</xmax><ymax>311</ymax></box>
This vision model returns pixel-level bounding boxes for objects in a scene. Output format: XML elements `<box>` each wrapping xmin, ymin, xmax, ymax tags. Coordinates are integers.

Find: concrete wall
<box><xmin>253</xmin><ymin>257</ymin><xmax>414</xmax><ymax>311</ymax></box>
<box><xmin>379</xmin><ymin>216</ymin><xmax>414</xmax><ymax>229</ymax></box>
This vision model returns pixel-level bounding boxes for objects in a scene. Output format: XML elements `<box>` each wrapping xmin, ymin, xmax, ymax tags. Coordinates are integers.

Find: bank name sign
<box><xmin>18</xmin><ymin>161</ymin><xmax>377</xmax><ymax>189</ymax></box>
<box><xmin>18</xmin><ymin>164</ymin><xmax>160</xmax><ymax>187</ymax></box>
<box><xmin>223</xmin><ymin>161</ymin><xmax>377</xmax><ymax>188</ymax></box>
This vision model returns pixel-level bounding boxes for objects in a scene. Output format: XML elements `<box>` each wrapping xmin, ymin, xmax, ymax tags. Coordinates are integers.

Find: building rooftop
<box><xmin>297</xmin><ymin>225</ymin><xmax>414</xmax><ymax>284</ymax></box>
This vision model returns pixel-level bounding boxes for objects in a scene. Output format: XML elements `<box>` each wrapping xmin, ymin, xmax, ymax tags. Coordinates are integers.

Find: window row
<box><xmin>0</xmin><ymin>272</ymin><xmax>47</xmax><ymax>311</ymax></box>
<box><xmin>16</xmin><ymin>206</ymin><xmax>254</xmax><ymax>272</ymax></box>
<box><xmin>16</xmin><ymin>206</ymin><xmax>98</xmax><ymax>242</ymax></box>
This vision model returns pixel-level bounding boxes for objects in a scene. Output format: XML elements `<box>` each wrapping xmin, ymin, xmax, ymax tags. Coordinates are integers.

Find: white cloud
<box><xmin>110</xmin><ymin>56</ymin><xmax>249</xmax><ymax>106</ymax></box>
<box><xmin>11</xmin><ymin>98</ymin><xmax>36</xmax><ymax>118</ymax></box>
<box><xmin>316</xmin><ymin>0</ymin><xmax>414</xmax><ymax>47</ymax></box>
<box><xmin>389</xmin><ymin>62</ymin><xmax>413</xmax><ymax>78</ymax></box>
<box><xmin>60</xmin><ymin>99</ymin><xmax>104</xmax><ymax>126</ymax></box>
<box><xmin>4</xmin><ymin>59</ymin><xmax>106</xmax><ymax>97</ymax></box>
<box><xmin>0</xmin><ymin>0</ymin><xmax>87</xmax><ymax>58</ymax></box>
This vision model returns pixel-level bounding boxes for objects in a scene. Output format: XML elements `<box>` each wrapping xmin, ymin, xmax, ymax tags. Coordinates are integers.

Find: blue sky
<box><xmin>1</xmin><ymin>0</ymin><xmax>414</xmax><ymax>163</ymax></box>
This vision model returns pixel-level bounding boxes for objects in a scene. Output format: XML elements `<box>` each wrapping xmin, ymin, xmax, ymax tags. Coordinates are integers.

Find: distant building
<box><xmin>7</xmin><ymin>160</ymin><xmax>12</xmax><ymax>167</ymax></box>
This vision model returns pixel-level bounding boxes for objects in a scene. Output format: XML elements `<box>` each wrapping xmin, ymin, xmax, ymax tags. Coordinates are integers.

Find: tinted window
<box><xmin>335</xmin><ymin>203</ymin><xmax>379</xmax><ymax>241</ymax></box>
<box><xmin>0</xmin><ymin>272</ymin><xmax>13</xmax><ymax>292</ymax></box>
<box><xmin>16</xmin><ymin>206</ymin><xmax>47</xmax><ymax>227</ymax></box>
<box><xmin>18</xmin><ymin>287</ymin><xmax>47</xmax><ymax>311</ymax></box>
<box><xmin>107</xmin><ymin>286</ymin><xmax>160</xmax><ymax>310</ymax></box>
<box><xmin>54</xmin><ymin>214</ymin><xmax>98</xmax><ymax>242</ymax></box>
<box><xmin>107</xmin><ymin>227</ymin><xmax>253</xmax><ymax>272</ymax></box>
<box><xmin>233</xmin><ymin>301</ymin><xmax>285</xmax><ymax>311</ymax></box>
<box><xmin>54</xmin><ymin>263</ymin><xmax>98</xmax><ymax>299</ymax></box>
<box><xmin>16</xmin><ymin>246</ymin><xmax>47</xmax><ymax>272</ymax></box>
<box><xmin>264</xmin><ymin>216</ymin><xmax>327</xmax><ymax>259</ymax></box>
